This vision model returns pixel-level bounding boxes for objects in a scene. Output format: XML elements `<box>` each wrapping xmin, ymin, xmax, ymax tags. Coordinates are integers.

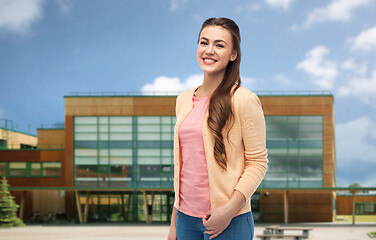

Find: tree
<box><xmin>348</xmin><ymin>182</ymin><xmax>368</xmax><ymax>194</ymax></box>
<box><xmin>0</xmin><ymin>177</ymin><xmax>24</xmax><ymax>227</ymax></box>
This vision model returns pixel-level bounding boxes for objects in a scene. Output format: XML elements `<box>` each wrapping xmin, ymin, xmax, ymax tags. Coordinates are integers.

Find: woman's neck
<box><xmin>196</xmin><ymin>71</ymin><xmax>225</xmax><ymax>97</ymax></box>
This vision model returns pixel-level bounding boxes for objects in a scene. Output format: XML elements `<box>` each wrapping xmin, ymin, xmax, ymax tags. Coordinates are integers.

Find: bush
<box><xmin>0</xmin><ymin>177</ymin><xmax>25</xmax><ymax>227</ymax></box>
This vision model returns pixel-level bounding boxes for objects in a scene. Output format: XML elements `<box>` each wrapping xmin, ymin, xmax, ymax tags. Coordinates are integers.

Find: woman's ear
<box><xmin>230</xmin><ymin>51</ymin><xmax>238</xmax><ymax>61</ymax></box>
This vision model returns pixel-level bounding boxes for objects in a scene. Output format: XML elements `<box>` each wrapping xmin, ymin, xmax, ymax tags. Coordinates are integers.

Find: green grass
<box><xmin>368</xmin><ymin>232</ymin><xmax>376</xmax><ymax>238</ymax></box>
<box><xmin>334</xmin><ymin>215</ymin><xmax>376</xmax><ymax>222</ymax></box>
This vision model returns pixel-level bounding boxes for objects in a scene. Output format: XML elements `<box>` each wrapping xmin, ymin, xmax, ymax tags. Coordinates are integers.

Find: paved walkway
<box><xmin>0</xmin><ymin>223</ymin><xmax>375</xmax><ymax>240</ymax></box>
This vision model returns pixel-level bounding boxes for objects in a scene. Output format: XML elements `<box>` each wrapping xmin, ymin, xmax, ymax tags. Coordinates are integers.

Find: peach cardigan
<box><xmin>173</xmin><ymin>86</ymin><xmax>268</xmax><ymax>216</ymax></box>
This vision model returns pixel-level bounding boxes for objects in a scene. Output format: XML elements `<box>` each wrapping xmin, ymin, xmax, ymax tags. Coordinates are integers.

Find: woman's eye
<box><xmin>200</xmin><ymin>41</ymin><xmax>208</xmax><ymax>45</ymax></box>
<box><xmin>216</xmin><ymin>44</ymin><xmax>224</xmax><ymax>48</ymax></box>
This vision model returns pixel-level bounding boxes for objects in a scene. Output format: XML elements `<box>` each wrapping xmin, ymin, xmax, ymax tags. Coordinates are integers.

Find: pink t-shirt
<box><xmin>178</xmin><ymin>95</ymin><xmax>211</xmax><ymax>218</ymax></box>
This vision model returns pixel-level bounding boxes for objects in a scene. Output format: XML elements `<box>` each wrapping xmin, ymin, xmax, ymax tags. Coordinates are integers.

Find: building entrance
<box><xmin>75</xmin><ymin>191</ymin><xmax>174</xmax><ymax>223</ymax></box>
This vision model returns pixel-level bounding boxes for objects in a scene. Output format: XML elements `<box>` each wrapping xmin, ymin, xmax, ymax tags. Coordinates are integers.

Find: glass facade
<box><xmin>260</xmin><ymin>116</ymin><xmax>323</xmax><ymax>188</ymax></box>
<box><xmin>74</xmin><ymin>115</ymin><xmax>323</xmax><ymax>190</ymax></box>
<box><xmin>355</xmin><ymin>202</ymin><xmax>376</xmax><ymax>215</ymax></box>
<box><xmin>74</xmin><ymin>116</ymin><xmax>175</xmax><ymax>189</ymax></box>
<box><xmin>76</xmin><ymin>191</ymin><xmax>174</xmax><ymax>222</ymax></box>
<box><xmin>72</xmin><ymin>114</ymin><xmax>324</xmax><ymax>222</ymax></box>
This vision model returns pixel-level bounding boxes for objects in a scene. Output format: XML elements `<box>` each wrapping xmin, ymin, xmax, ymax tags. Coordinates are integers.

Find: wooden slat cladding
<box><xmin>7</xmin><ymin>177</ymin><xmax>65</xmax><ymax>188</ymax></box>
<box><xmin>12</xmin><ymin>191</ymin><xmax>33</xmax><ymax>219</ymax></box>
<box><xmin>37</xmin><ymin>129</ymin><xmax>65</xmax><ymax>149</ymax></box>
<box><xmin>65</xmin><ymin>96</ymin><xmax>176</xmax><ymax>116</ymax></box>
<box><xmin>0</xmin><ymin>150</ymin><xmax>63</xmax><ymax>162</ymax></box>
<box><xmin>65</xmin><ymin>97</ymin><xmax>134</xmax><ymax>116</ymax></box>
<box><xmin>337</xmin><ymin>195</ymin><xmax>376</xmax><ymax>215</ymax></box>
<box><xmin>40</xmin><ymin>150</ymin><xmax>64</xmax><ymax>162</ymax></box>
<box><xmin>260</xmin><ymin>191</ymin><xmax>334</xmax><ymax>223</ymax></box>
<box><xmin>32</xmin><ymin>190</ymin><xmax>65</xmax><ymax>217</ymax></box>
<box><xmin>0</xmin><ymin>150</ymin><xmax>40</xmax><ymax>162</ymax></box>
<box><xmin>134</xmin><ymin>97</ymin><xmax>176</xmax><ymax>116</ymax></box>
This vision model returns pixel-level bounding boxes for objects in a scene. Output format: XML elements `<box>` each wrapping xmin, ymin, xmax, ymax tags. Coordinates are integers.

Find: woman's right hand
<box><xmin>167</xmin><ymin>224</ymin><xmax>177</xmax><ymax>240</ymax></box>
<box><xmin>167</xmin><ymin>206</ymin><xmax>178</xmax><ymax>240</ymax></box>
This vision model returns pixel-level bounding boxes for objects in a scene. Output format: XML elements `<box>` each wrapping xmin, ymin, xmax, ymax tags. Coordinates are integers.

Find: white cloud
<box><xmin>296</xmin><ymin>45</ymin><xmax>338</xmax><ymax>89</ymax></box>
<box><xmin>337</xmin><ymin>176</ymin><xmax>376</xmax><ymax>188</ymax></box>
<box><xmin>264</xmin><ymin>0</ymin><xmax>294</xmax><ymax>11</ymax></box>
<box><xmin>241</xmin><ymin>76</ymin><xmax>257</xmax><ymax>88</ymax></box>
<box><xmin>341</xmin><ymin>58</ymin><xmax>357</xmax><ymax>70</ymax></box>
<box><xmin>349</xmin><ymin>25</ymin><xmax>376</xmax><ymax>52</ymax></box>
<box><xmin>169</xmin><ymin>0</ymin><xmax>188</xmax><ymax>12</ymax></box>
<box><xmin>290</xmin><ymin>0</ymin><xmax>372</xmax><ymax>31</ymax></box>
<box><xmin>56</xmin><ymin>0</ymin><xmax>73</xmax><ymax>15</ymax></box>
<box><xmin>273</xmin><ymin>74</ymin><xmax>291</xmax><ymax>84</ymax></box>
<box><xmin>236</xmin><ymin>3</ymin><xmax>261</xmax><ymax>14</ymax></box>
<box><xmin>361</xmin><ymin>177</ymin><xmax>376</xmax><ymax>188</ymax></box>
<box><xmin>0</xmin><ymin>0</ymin><xmax>45</xmax><ymax>35</ymax></box>
<box><xmin>192</xmin><ymin>14</ymin><xmax>205</xmax><ymax>23</ymax></box>
<box><xmin>336</xmin><ymin>116</ymin><xmax>376</xmax><ymax>165</ymax></box>
<box><xmin>337</xmin><ymin>68</ymin><xmax>376</xmax><ymax>105</ymax></box>
<box><xmin>141</xmin><ymin>74</ymin><xmax>203</xmax><ymax>95</ymax></box>
<box><xmin>356</xmin><ymin>63</ymin><xmax>369</xmax><ymax>77</ymax></box>
<box><xmin>341</xmin><ymin>58</ymin><xmax>368</xmax><ymax>77</ymax></box>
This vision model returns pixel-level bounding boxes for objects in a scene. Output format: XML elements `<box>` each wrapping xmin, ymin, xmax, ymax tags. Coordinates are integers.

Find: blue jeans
<box><xmin>176</xmin><ymin>210</ymin><xmax>254</xmax><ymax>240</ymax></box>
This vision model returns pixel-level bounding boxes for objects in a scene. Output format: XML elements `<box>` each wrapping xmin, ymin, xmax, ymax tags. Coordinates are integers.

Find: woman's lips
<box><xmin>203</xmin><ymin>58</ymin><xmax>217</xmax><ymax>65</ymax></box>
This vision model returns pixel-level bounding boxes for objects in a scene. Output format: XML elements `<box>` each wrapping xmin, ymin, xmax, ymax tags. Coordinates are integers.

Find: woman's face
<box><xmin>197</xmin><ymin>26</ymin><xmax>237</xmax><ymax>76</ymax></box>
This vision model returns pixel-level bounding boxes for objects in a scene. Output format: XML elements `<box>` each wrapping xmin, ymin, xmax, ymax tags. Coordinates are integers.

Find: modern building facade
<box><xmin>0</xmin><ymin>120</ymin><xmax>37</xmax><ymax>150</ymax></box>
<box><xmin>337</xmin><ymin>194</ymin><xmax>376</xmax><ymax>215</ymax></box>
<box><xmin>0</xmin><ymin>92</ymin><xmax>336</xmax><ymax>223</ymax></box>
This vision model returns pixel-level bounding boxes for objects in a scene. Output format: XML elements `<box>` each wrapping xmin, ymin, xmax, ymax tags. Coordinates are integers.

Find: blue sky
<box><xmin>0</xmin><ymin>0</ymin><xmax>376</xmax><ymax>187</ymax></box>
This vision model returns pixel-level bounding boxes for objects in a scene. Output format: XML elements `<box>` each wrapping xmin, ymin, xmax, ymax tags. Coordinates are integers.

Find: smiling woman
<box><xmin>197</xmin><ymin>26</ymin><xmax>238</xmax><ymax>78</ymax></box>
<box><xmin>167</xmin><ymin>17</ymin><xmax>268</xmax><ymax>240</ymax></box>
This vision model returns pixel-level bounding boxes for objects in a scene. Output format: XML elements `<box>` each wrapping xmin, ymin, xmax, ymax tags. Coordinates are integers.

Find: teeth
<box><xmin>204</xmin><ymin>59</ymin><xmax>215</xmax><ymax>63</ymax></box>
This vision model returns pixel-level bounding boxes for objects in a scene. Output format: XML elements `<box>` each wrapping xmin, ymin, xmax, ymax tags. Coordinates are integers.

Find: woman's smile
<box><xmin>203</xmin><ymin>57</ymin><xmax>217</xmax><ymax>65</ymax></box>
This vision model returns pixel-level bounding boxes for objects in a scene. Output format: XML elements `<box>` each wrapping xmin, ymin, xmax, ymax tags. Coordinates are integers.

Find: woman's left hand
<box><xmin>202</xmin><ymin>206</ymin><xmax>234</xmax><ymax>239</ymax></box>
<box><xmin>202</xmin><ymin>190</ymin><xmax>247</xmax><ymax>239</ymax></box>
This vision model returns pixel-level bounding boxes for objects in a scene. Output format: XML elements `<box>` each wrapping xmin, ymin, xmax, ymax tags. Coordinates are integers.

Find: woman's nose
<box><xmin>206</xmin><ymin>44</ymin><xmax>214</xmax><ymax>55</ymax></box>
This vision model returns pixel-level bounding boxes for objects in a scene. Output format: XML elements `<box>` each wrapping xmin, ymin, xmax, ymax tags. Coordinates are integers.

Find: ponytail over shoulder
<box><xmin>200</xmin><ymin>17</ymin><xmax>242</xmax><ymax>170</ymax></box>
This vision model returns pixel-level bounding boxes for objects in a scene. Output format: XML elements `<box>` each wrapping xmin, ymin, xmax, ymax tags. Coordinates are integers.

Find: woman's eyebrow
<box><xmin>200</xmin><ymin>37</ymin><xmax>227</xmax><ymax>45</ymax></box>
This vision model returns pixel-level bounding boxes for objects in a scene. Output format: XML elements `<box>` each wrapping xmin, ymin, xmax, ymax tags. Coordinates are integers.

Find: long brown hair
<box><xmin>199</xmin><ymin>17</ymin><xmax>241</xmax><ymax>170</ymax></box>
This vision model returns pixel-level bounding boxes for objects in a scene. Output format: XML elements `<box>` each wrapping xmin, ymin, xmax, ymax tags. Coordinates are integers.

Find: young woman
<box><xmin>167</xmin><ymin>17</ymin><xmax>268</xmax><ymax>240</ymax></box>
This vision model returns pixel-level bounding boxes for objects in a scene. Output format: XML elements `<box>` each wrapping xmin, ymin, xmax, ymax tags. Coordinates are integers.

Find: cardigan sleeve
<box><xmin>234</xmin><ymin>92</ymin><xmax>268</xmax><ymax>201</ymax></box>
<box><xmin>175</xmin><ymin>95</ymin><xmax>181</xmax><ymax>117</ymax></box>
<box><xmin>173</xmin><ymin>94</ymin><xmax>181</xmax><ymax>208</ymax></box>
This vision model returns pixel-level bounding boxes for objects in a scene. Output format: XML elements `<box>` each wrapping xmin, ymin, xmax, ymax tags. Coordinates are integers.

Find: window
<box><xmin>0</xmin><ymin>139</ymin><xmax>6</xmax><ymax>149</ymax></box>
<box><xmin>42</xmin><ymin>162</ymin><xmax>61</xmax><ymax>176</ymax></box>
<box><xmin>261</xmin><ymin>115</ymin><xmax>323</xmax><ymax>189</ymax></box>
<box><xmin>73</xmin><ymin>116</ymin><xmax>175</xmax><ymax>189</ymax></box>
<box><xmin>20</xmin><ymin>144</ymin><xmax>37</xmax><ymax>149</ymax></box>
<box><xmin>31</xmin><ymin>163</ymin><xmax>42</xmax><ymax>176</ymax></box>
<box><xmin>9</xmin><ymin>162</ymin><xmax>26</xmax><ymax>176</ymax></box>
<box><xmin>0</xmin><ymin>162</ymin><xmax>61</xmax><ymax>177</ymax></box>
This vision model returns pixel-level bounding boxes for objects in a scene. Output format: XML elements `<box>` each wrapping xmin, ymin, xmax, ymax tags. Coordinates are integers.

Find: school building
<box><xmin>0</xmin><ymin>91</ymin><xmax>339</xmax><ymax>223</ymax></box>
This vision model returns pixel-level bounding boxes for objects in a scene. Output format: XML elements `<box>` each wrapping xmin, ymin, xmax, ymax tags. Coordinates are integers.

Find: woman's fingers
<box><xmin>208</xmin><ymin>230</ymin><xmax>224</xmax><ymax>239</ymax></box>
<box><xmin>204</xmin><ymin>227</ymin><xmax>225</xmax><ymax>238</ymax></box>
